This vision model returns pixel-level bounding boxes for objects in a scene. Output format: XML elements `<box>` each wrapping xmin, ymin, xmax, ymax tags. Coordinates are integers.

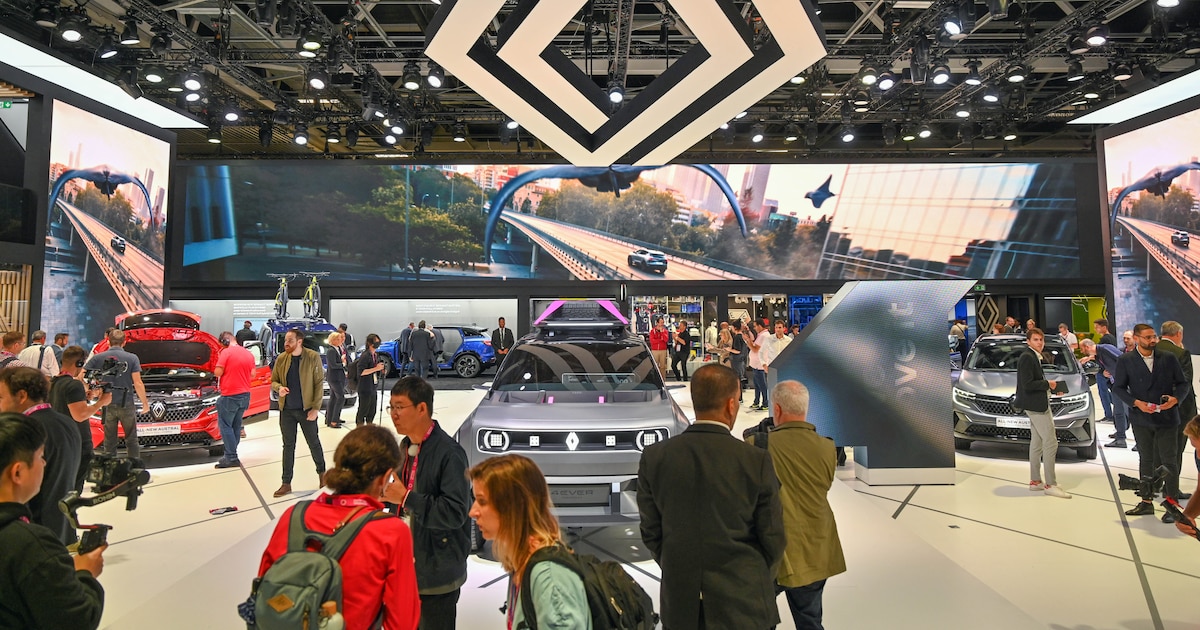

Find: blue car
<box><xmin>376</xmin><ymin>325</ymin><xmax>495</xmax><ymax>378</ymax></box>
<box><xmin>260</xmin><ymin>318</ymin><xmax>358</xmax><ymax>409</ymax></box>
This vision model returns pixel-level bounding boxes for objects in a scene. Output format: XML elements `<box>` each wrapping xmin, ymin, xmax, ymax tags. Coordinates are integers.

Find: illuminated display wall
<box><xmin>43</xmin><ymin>100</ymin><xmax>171</xmax><ymax>344</ymax></box>
<box><xmin>173</xmin><ymin>160</ymin><xmax>1091</xmax><ymax>285</ymax></box>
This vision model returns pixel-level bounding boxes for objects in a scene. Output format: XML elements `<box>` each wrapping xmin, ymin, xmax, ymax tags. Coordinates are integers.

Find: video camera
<box><xmin>58</xmin><ymin>454</ymin><xmax>151</xmax><ymax>553</ymax></box>
<box><xmin>1118</xmin><ymin>465</ymin><xmax>1199</xmax><ymax>542</ymax></box>
<box><xmin>83</xmin><ymin>356</ymin><xmax>128</xmax><ymax>394</ymax></box>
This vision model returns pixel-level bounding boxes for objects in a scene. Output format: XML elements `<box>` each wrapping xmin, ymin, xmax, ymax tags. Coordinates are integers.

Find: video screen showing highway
<box><xmin>1104</xmin><ymin>105</ymin><xmax>1200</xmax><ymax>333</ymax></box>
<box><xmin>177</xmin><ymin>161</ymin><xmax>1083</xmax><ymax>283</ymax></box>
<box><xmin>42</xmin><ymin>101</ymin><xmax>170</xmax><ymax>347</ymax></box>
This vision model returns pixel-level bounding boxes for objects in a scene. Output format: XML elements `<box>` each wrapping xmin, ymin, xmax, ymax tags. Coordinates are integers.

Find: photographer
<box><xmin>0</xmin><ymin>367</ymin><xmax>82</xmax><ymax>544</ymax></box>
<box><xmin>0</xmin><ymin>412</ymin><xmax>105</xmax><ymax>629</ymax></box>
<box><xmin>49</xmin><ymin>346</ymin><xmax>112</xmax><ymax>493</ymax></box>
<box><xmin>1177</xmin><ymin>417</ymin><xmax>1200</xmax><ymax>538</ymax></box>
<box><xmin>85</xmin><ymin>330</ymin><xmax>149</xmax><ymax>460</ymax></box>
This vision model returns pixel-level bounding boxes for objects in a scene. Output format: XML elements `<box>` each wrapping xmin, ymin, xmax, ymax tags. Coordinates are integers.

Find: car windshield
<box><xmin>648</xmin><ymin>253</ymin><xmax>666</xmax><ymax>259</ymax></box>
<box><xmin>272</xmin><ymin>331</ymin><xmax>336</xmax><ymax>355</ymax></box>
<box><xmin>966</xmin><ymin>340</ymin><xmax>1077</xmax><ymax>374</ymax></box>
<box><xmin>493</xmin><ymin>341</ymin><xmax>664</xmax><ymax>391</ymax></box>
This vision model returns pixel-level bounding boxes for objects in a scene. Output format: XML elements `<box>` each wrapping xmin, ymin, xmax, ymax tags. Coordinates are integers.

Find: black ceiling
<box><xmin>2</xmin><ymin>0</ymin><xmax>1197</xmax><ymax>161</ymax></box>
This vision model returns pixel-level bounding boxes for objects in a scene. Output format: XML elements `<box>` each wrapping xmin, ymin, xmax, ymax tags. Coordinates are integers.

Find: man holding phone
<box><xmin>1017</xmin><ymin>328</ymin><xmax>1071</xmax><ymax>498</ymax></box>
<box><xmin>1113</xmin><ymin>323</ymin><xmax>1191</xmax><ymax>519</ymax></box>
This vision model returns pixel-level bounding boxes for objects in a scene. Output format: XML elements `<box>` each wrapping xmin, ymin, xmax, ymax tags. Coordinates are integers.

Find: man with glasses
<box><xmin>1113</xmin><ymin>324</ymin><xmax>1191</xmax><ymax>520</ymax></box>
<box><xmin>382</xmin><ymin>376</ymin><xmax>470</xmax><ymax>630</ymax></box>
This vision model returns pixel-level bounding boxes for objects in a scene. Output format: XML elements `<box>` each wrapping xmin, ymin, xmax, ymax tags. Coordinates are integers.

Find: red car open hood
<box><xmin>94</xmin><ymin>310</ymin><xmax>222</xmax><ymax>372</ymax></box>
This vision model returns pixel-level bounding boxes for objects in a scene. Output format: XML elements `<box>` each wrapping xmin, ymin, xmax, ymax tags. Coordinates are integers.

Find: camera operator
<box><xmin>1177</xmin><ymin>417</ymin><xmax>1200</xmax><ymax>538</ymax></box>
<box><xmin>85</xmin><ymin>330</ymin><xmax>148</xmax><ymax>461</ymax></box>
<box><xmin>49</xmin><ymin>346</ymin><xmax>112</xmax><ymax>493</ymax></box>
<box><xmin>0</xmin><ymin>412</ymin><xmax>105</xmax><ymax>629</ymax></box>
<box><xmin>0</xmin><ymin>367</ymin><xmax>82</xmax><ymax>545</ymax></box>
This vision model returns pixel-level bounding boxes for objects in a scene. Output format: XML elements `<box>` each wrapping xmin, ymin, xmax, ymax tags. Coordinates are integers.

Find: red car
<box><xmin>89</xmin><ymin>310</ymin><xmax>272</xmax><ymax>457</ymax></box>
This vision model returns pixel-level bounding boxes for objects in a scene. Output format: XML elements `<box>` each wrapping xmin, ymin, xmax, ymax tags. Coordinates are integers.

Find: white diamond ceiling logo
<box><xmin>426</xmin><ymin>0</ymin><xmax>827</xmax><ymax>167</ymax></box>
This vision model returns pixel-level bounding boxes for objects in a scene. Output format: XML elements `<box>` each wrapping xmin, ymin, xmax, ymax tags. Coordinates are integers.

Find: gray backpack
<box><xmin>243</xmin><ymin>501</ymin><xmax>381</xmax><ymax>629</ymax></box>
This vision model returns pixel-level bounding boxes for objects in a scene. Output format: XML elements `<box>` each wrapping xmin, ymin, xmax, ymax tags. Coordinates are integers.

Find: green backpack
<box><xmin>244</xmin><ymin>501</ymin><xmax>380</xmax><ymax>629</ymax></box>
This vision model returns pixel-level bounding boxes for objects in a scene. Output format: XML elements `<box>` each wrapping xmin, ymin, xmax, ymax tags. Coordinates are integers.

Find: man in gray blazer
<box><xmin>637</xmin><ymin>363</ymin><xmax>786</xmax><ymax>630</ymax></box>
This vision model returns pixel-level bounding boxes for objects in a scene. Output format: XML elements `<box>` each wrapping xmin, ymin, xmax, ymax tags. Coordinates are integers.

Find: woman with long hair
<box><xmin>467</xmin><ymin>454</ymin><xmax>591</xmax><ymax>629</ymax></box>
<box><xmin>355</xmin><ymin>333</ymin><xmax>386</xmax><ymax>426</ymax></box>
<box><xmin>324</xmin><ymin>331</ymin><xmax>347</xmax><ymax>428</ymax></box>
<box><xmin>717</xmin><ymin>324</ymin><xmax>733</xmax><ymax>367</ymax></box>
<box><xmin>257</xmin><ymin>425</ymin><xmax>420</xmax><ymax>630</ymax></box>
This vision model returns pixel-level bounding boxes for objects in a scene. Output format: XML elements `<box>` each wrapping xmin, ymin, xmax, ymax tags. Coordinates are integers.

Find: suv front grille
<box><xmin>970</xmin><ymin>395</ymin><xmax>1086</xmax><ymax>417</ymax></box>
<box><xmin>118</xmin><ymin>431</ymin><xmax>213</xmax><ymax>447</ymax></box>
<box><xmin>964</xmin><ymin>425</ymin><xmax>1085</xmax><ymax>443</ymax></box>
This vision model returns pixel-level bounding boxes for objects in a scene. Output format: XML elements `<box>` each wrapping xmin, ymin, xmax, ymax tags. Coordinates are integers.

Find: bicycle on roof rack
<box><xmin>267</xmin><ymin>273</ymin><xmax>296</xmax><ymax>319</ymax></box>
<box><xmin>298</xmin><ymin>271</ymin><xmax>330</xmax><ymax>319</ymax></box>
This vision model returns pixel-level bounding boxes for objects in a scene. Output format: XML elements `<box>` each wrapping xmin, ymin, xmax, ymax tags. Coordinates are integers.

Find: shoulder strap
<box><xmin>517</xmin><ymin>544</ymin><xmax>582</xmax><ymax>630</ymax></box>
<box><xmin>0</xmin><ymin>355</ymin><xmax>16</xmax><ymax>369</ymax></box>
<box><xmin>286</xmin><ymin>501</ymin><xmax>384</xmax><ymax>561</ymax></box>
<box><xmin>38</xmin><ymin>345</ymin><xmax>48</xmax><ymax>368</ymax></box>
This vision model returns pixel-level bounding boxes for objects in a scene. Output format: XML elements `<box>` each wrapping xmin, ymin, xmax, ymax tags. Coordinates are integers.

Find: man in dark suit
<box><xmin>1113</xmin><ymin>323</ymin><xmax>1191</xmax><ymax>519</ymax></box>
<box><xmin>1157</xmin><ymin>321</ymin><xmax>1195</xmax><ymax>506</ymax></box>
<box><xmin>409</xmin><ymin>321</ymin><xmax>436</xmax><ymax>380</ymax></box>
<box><xmin>1016</xmin><ymin>328</ymin><xmax>1071</xmax><ymax>498</ymax></box>
<box><xmin>398</xmin><ymin>322</ymin><xmax>414</xmax><ymax>376</ymax></box>
<box><xmin>490</xmin><ymin>317</ymin><xmax>515</xmax><ymax>363</ymax></box>
<box><xmin>637</xmin><ymin>363</ymin><xmax>786</xmax><ymax>630</ymax></box>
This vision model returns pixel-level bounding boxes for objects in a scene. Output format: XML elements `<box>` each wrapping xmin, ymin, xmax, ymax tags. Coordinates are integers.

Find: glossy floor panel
<box><xmin>84</xmin><ymin>388</ymin><xmax>1197</xmax><ymax>629</ymax></box>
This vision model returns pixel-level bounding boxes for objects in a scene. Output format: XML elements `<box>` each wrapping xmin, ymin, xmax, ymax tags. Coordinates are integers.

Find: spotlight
<box><xmin>910</xmin><ymin>37</ymin><xmax>930</xmax><ymax>84</ymax></box>
<box><xmin>839</xmin><ymin>126</ymin><xmax>856</xmax><ymax>143</ymax></box>
<box><xmin>307</xmin><ymin>67</ymin><xmax>330</xmax><ymax>90</ymax></box>
<box><xmin>254</xmin><ymin>0</ymin><xmax>277</xmax><ymax>28</ymax></box>
<box><xmin>168</xmin><ymin>74</ymin><xmax>184</xmax><ymax>92</ymax></box>
<box><xmin>735</xmin><ymin>110</ymin><xmax>749</xmax><ymax>119</ymax></box>
<box><xmin>296</xmin><ymin>39</ymin><xmax>317</xmax><ymax>58</ymax></box>
<box><xmin>1110</xmin><ymin>60</ymin><xmax>1133</xmax><ymax>81</ymax></box>
<box><xmin>964</xmin><ymin>60</ymin><xmax>982</xmax><ymax>86</ymax></box>
<box><xmin>981</xmin><ymin>85</ymin><xmax>1000</xmax><ymax>103</ymax></box>
<box><xmin>184</xmin><ymin>91</ymin><xmax>202</xmax><ymax>103</ymax></box>
<box><xmin>150</xmin><ymin>31</ymin><xmax>170</xmax><ymax>55</ymax></box>
<box><xmin>954</xmin><ymin>101</ymin><xmax>971</xmax><ymax>118</ymax></box>
<box><xmin>207</xmin><ymin>126</ymin><xmax>222</xmax><ymax>144</ymax></box>
<box><xmin>402</xmin><ymin>61</ymin><xmax>422</xmax><ymax>91</ymax></box>
<box><xmin>58</xmin><ymin>9</ymin><xmax>89</xmax><ymax>43</ymax></box>
<box><xmin>981</xmin><ymin>122</ymin><xmax>1000</xmax><ymax>139</ymax></box>
<box><xmin>1184</xmin><ymin>33</ymin><xmax>1200</xmax><ymax>55</ymax></box>
<box><xmin>805</xmin><ymin>122</ymin><xmax>818</xmax><ymax>146</ymax></box>
<box><xmin>953</xmin><ymin>0</ymin><xmax>976</xmax><ymax>38</ymax></box>
<box><xmin>789</xmin><ymin>74</ymin><xmax>806</xmax><ymax>84</ymax></box>
<box><xmin>116</xmin><ymin>67</ymin><xmax>141</xmax><ymax>99</ymax></box>
<box><xmin>719</xmin><ymin>122</ymin><xmax>730</xmax><ymax>130</ymax></box>
<box><xmin>1002</xmin><ymin>126</ymin><xmax>1018</xmax><ymax>141</ymax></box>
<box><xmin>957</xmin><ymin>121</ymin><xmax>975</xmax><ymax>142</ymax></box>
<box><xmin>877</xmin><ymin>70</ymin><xmax>897</xmax><ymax>91</ymax></box>
<box><xmin>1066</xmin><ymin>59</ymin><xmax>1085</xmax><ymax>82</ymax></box>
<box><xmin>222</xmin><ymin>102</ymin><xmax>240</xmax><ymax>122</ymax></box>
<box><xmin>119</xmin><ymin>17</ymin><xmax>140</xmax><ymax>45</ymax></box>
<box><xmin>861</xmin><ymin>63</ymin><xmax>878</xmax><ymax>86</ymax></box>
<box><xmin>33</xmin><ymin>1</ymin><xmax>59</xmax><ymax>28</ymax></box>
<box><xmin>382</xmin><ymin>132</ymin><xmax>397</xmax><ymax>146</ymax></box>
<box><xmin>930</xmin><ymin>61</ymin><xmax>951</xmax><ymax>85</ymax></box>
<box><xmin>1157</xmin><ymin>0</ymin><xmax>1180</xmax><ymax>6</ymax></box>
<box><xmin>607</xmin><ymin>80</ymin><xmax>624</xmax><ymax>104</ymax></box>
<box><xmin>783</xmin><ymin>123</ymin><xmax>800</xmax><ymax>143</ymax></box>
<box><xmin>298</xmin><ymin>25</ymin><xmax>321</xmax><ymax>51</ymax></box>
<box><xmin>294</xmin><ymin>125</ymin><xmax>310</xmax><ymax>145</ymax></box>
<box><xmin>1086</xmin><ymin>24</ymin><xmax>1108</xmax><ymax>47</ymax></box>
<box><xmin>183</xmin><ymin>70</ymin><xmax>203</xmax><ymax>91</ymax></box>
<box><xmin>750</xmin><ymin>123</ymin><xmax>765</xmax><ymax>143</ymax></box>
<box><xmin>505</xmin><ymin>118</ymin><xmax>519</xmax><ymax>131</ymax></box>
<box><xmin>326</xmin><ymin>124</ymin><xmax>341</xmax><ymax>144</ymax></box>
<box><xmin>345</xmin><ymin>125</ymin><xmax>359</xmax><ymax>148</ymax></box>
<box><xmin>901</xmin><ymin>126</ymin><xmax>916</xmax><ymax>142</ymax></box>
<box><xmin>944</xmin><ymin>15</ymin><xmax>962</xmax><ymax>36</ymax></box>
<box><xmin>426</xmin><ymin>63</ymin><xmax>445</xmax><ymax>88</ymax></box>
<box><xmin>1067</xmin><ymin>32</ymin><xmax>1090</xmax><ymax>56</ymax></box>
<box><xmin>389</xmin><ymin>119</ymin><xmax>405</xmax><ymax>136</ymax></box>
<box><xmin>917</xmin><ymin>124</ymin><xmax>933</xmax><ymax>139</ymax></box>
<box><xmin>453</xmin><ymin>123</ymin><xmax>467</xmax><ymax>142</ymax></box>
<box><xmin>1005</xmin><ymin>62</ymin><xmax>1028</xmax><ymax>83</ymax></box>
<box><xmin>96</xmin><ymin>33</ymin><xmax>119</xmax><ymax>60</ymax></box>
<box><xmin>258</xmin><ymin>119</ymin><xmax>273</xmax><ymax>147</ymax></box>
<box><xmin>882</xmin><ymin>122</ymin><xmax>897</xmax><ymax>146</ymax></box>
<box><xmin>1083</xmin><ymin>90</ymin><xmax>1100</xmax><ymax>99</ymax></box>
<box><xmin>143</xmin><ymin>65</ymin><xmax>165</xmax><ymax>83</ymax></box>
<box><xmin>851</xmin><ymin>90</ymin><xmax>871</xmax><ymax>106</ymax></box>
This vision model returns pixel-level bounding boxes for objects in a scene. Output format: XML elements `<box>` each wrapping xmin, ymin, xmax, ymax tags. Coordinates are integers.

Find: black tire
<box><xmin>304</xmin><ymin>285</ymin><xmax>321</xmax><ymax>318</ymax></box>
<box><xmin>379</xmin><ymin>354</ymin><xmax>395</xmax><ymax>378</ymax></box>
<box><xmin>628</xmin><ymin>256</ymin><xmax>638</xmax><ymax>268</ymax></box>
<box><xmin>954</xmin><ymin>437</ymin><xmax>972</xmax><ymax>450</ymax></box>
<box><xmin>208</xmin><ymin>444</ymin><xmax>225</xmax><ymax>457</ymax></box>
<box><xmin>1077</xmin><ymin>442</ymin><xmax>1098</xmax><ymax>460</ymax></box>
<box><xmin>454</xmin><ymin>353</ymin><xmax>482</xmax><ymax>378</ymax></box>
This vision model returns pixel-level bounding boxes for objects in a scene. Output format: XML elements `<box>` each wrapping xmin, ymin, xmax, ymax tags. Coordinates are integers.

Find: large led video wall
<box><xmin>1101</xmin><ymin>100</ymin><xmax>1200</xmax><ymax>334</ymax></box>
<box><xmin>43</xmin><ymin>101</ymin><xmax>171</xmax><ymax>343</ymax></box>
<box><xmin>174</xmin><ymin>160</ymin><xmax>1084</xmax><ymax>283</ymax></box>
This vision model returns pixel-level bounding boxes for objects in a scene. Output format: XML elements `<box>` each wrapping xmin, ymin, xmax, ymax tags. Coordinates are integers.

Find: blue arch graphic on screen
<box><xmin>49</xmin><ymin>165</ymin><xmax>153</xmax><ymax>215</ymax></box>
<box><xmin>1109</xmin><ymin>161</ymin><xmax>1200</xmax><ymax>241</ymax></box>
<box><xmin>483</xmin><ymin>164</ymin><xmax>746</xmax><ymax>261</ymax></box>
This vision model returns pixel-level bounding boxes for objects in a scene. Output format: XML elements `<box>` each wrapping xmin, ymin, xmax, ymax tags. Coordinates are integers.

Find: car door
<box><xmin>246</xmin><ymin>342</ymin><xmax>272</xmax><ymax>415</ymax></box>
<box><xmin>439</xmin><ymin>328</ymin><xmax>463</xmax><ymax>366</ymax></box>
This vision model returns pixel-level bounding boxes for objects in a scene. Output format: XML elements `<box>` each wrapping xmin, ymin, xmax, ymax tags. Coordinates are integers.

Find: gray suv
<box><xmin>953</xmin><ymin>333</ymin><xmax>1097</xmax><ymax>459</ymax></box>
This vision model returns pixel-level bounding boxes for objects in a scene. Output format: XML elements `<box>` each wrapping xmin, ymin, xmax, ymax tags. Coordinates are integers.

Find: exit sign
<box><xmin>0</xmin><ymin>101</ymin><xmax>11</xmax><ymax>108</ymax></box>
<box><xmin>973</xmin><ymin>283</ymin><xmax>987</xmax><ymax>292</ymax></box>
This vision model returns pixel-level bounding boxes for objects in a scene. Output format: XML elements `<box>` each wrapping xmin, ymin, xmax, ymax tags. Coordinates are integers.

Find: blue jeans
<box><xmin>780</xmin><ymin>579</ymin><xmax>827</xmax><ymax>630</ymax></box>
<box><xmin>752</xmin><ymin>368</ymin><xmax>768</xmax><ymax>406</ymax></box>
<box><xmin>1112</xmin><ymin>396</ymin><xmax>1129</xmax><ymax>439</ymax></box>
<box><xmin>217</xmin><ymin>392</ymin><xmax>251</xmax><ymax>461</ymax></box>
<box><xmin>1096</xmin><ymin>376</ymin><xmax>1114</xmax><ymax>419</ymax></box>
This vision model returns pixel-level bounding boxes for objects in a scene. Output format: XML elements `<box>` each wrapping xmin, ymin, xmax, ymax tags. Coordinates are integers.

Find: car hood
<box><xmin>956</xmin><ymin>369</ymin><xmax>1084</xmax><ymax>396</ymax></box>
<box><xmin>465</xmin><ymin>392</ymin><xmax>687</xmax><ymax>430</ymax></box>
<box><xmin>94</xmin><ymin>327</ymin><xmax>223</xmax><ymax>372</ymax></box>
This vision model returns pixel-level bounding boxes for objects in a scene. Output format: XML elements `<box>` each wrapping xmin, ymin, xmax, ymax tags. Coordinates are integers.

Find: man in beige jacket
<box><xmin>269</xmin><ymin>328</ymin><xmax>326</xmax><ymax>497</ymax></box>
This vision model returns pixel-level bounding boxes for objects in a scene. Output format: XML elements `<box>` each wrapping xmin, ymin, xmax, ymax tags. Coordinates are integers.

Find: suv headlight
<box><xmin>1060</xmin><ymin>392</ymin><xmax>1090</xmax><ymax>407</ymax></box>
<box><xmin>201</xmin><ymin>395</ymin><xmax>220</xmax><ymax>405</ymax></box>
<box><xmin>635</xmin><ymin>429</ymin><xmax>668</xmax><ymax>451</ymax></box>
<box><xmin>478</xmin><ymin>429</ymin><xmax>510</xmax><ymax>452</ymax></box>
<box><xmin>952</xmin><ymin>387</ymin><xmax>976</xmax><ymax>406</ymax></box>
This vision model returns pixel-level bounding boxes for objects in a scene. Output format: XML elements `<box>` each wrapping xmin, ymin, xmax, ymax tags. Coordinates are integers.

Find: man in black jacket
<box><xmin>490</xmin><ymin>317</ymin><xmax>515</xmax><ymax>362</ymax></box>
<box><xmin>638</xmin><ymin>363</ymin><xmax>786</xmax><ymax>630</ymax></box>
<box><xmin>382</xmin><ymin>376</ymin><xmax>470</xmax><ymax>630</ymax></box>
<box><xmin>1016</xmin><ymin>329</ymin><xmax>1072</xmax><ymax>499</ymax></box>
<box><xmin>0</xmin><ymin>412</ymin><xmax>105</xmax><ymax>629</ymax></box>
<box><xmin>1113</xmin><ymin>323</ymin><xmax>1191</xmax><ymax>519</ymax></box>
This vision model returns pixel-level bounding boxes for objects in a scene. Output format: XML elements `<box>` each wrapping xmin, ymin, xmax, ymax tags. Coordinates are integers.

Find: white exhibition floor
<box><xmin>81</xmin><ymin>385</ymin><xmax>1198</xmax><ymax>630</ymax></box>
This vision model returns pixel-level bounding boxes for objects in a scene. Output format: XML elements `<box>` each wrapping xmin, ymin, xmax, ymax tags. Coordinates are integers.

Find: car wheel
<box><xmin>628</xmin><ymin>256</ymin><xmax>637</xmax><ymax>268</ymax></box>
<box><xmin>455</xmin><ymin>354</ymin><xmax>482</xmax><ymax>378</ymax></box>
<box><xmin>1077</xmin><ymin>441</ymin><xmax>1098</xmax><ymax>460</ymax></box>
<box><xmin>379</xmin><ymin>354</ymin><xmax>395</xmax><ymax>378</ymax></box>
<box><xmin>208</xmin><ymin>444</ymin><xmax>225</xmax><ymax>457</ymax></box>
<box><xmin>954</xmin><ymin>437</ymin><xmax>972</xmax><ymax>450</ymax></box>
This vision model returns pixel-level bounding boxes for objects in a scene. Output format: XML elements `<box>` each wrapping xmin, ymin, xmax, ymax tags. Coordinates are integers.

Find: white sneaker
<box><xmin>1044</xmin><ymin>485</ymin><xmax>1072</xmax><ymax>499</ymax></box>
<box><xmin>1029</xmin><ymin>481</ymin><xmax>1044</xmax><ymax>491</ymax></box>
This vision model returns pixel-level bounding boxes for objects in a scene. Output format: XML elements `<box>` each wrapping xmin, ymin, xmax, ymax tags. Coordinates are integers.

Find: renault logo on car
<box><xmin>150</xmin><ymin>401</ymin><xmax>167</xmax><ymax>420</ymax></box>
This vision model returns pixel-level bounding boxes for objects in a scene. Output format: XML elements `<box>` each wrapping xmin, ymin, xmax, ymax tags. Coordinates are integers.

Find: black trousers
<box><xmin>325</xmin><ymin>372</ymin><xmax>346</xmax><ymax>425</ymax></box>
<box><xmin>671</xmin><ymin>350</ymin><xmax>690</xmax><ymax>380</ymax></box>
<box><xmin>1132</xmin><ymin>423</ymin><xmax>1181</xmax><ymax>498</ymax></box>
<box><xmin>279</xmin><ymin>409</ymin><xmax>325</xmax><ymax>484</ymax></box>
<box><xmin>356</xmin><ymin>382</ymin><xmax>377</xmax><ymax>425</ymax></box>
<box><xmin>418</xmin><ymin>589</ymin><xmax>460</xmax><ymax>630</ymax></box>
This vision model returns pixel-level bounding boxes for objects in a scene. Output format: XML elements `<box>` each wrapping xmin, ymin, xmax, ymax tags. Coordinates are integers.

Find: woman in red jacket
<box><xmin>257</xmin><ymin>425</ymin><xmax>421</xmax><ymax>630</ymax></box>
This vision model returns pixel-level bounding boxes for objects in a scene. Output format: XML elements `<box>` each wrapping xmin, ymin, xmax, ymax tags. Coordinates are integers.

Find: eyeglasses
<box><xmin>387</xmin><ymin>404</ymin><xmax>417</xmax><ymax>413</ymax></box>
<box><xmin>1137</xmin><ymin>334</ymin><xmax>1158</xmax><ymax>341</ymax></box>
